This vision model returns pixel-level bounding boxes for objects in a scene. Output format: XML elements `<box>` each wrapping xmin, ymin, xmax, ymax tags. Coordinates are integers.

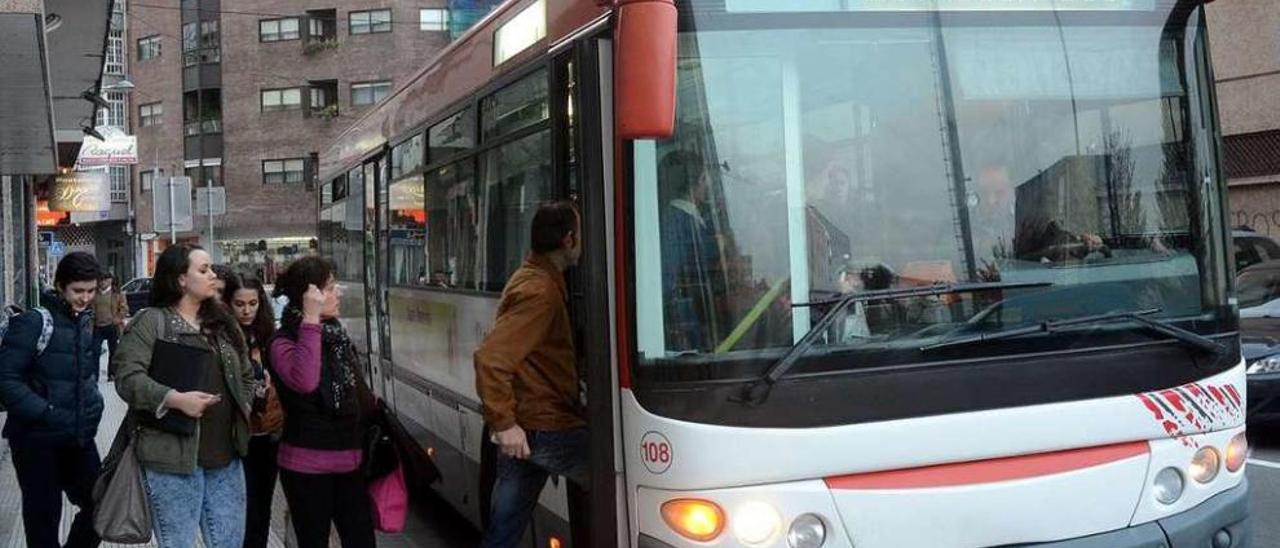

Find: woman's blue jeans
<box><xmin>143</xmin><ymin>459</ymin><xmax>246</xmax><ymax>548</ymax></box>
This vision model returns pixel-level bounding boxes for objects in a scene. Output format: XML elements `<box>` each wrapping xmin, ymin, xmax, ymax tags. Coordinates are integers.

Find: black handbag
<box><xmin>362</xmin><ymin>400</ymin><xmax>400</xmax><ymax>481</ymax></box>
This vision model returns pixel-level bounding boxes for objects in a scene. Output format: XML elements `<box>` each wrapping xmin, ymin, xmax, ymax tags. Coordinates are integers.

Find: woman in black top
<box><xmin>222</xmin><ymin>273</ymin><xmax>284</xmax><ymax>548</ymax></box>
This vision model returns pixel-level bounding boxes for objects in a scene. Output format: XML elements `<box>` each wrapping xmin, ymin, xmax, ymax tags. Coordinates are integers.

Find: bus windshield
<box><xmin>630</xmin><ymin>1</ymin><xmax>1230</xmax><ymax>379</ymax></box>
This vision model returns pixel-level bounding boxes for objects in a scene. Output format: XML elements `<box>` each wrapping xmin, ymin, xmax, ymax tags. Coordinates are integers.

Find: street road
<box><xmin>1249</xmin><ymin>425</ymin><xmax>1280</xmax><ymax>547</ymax></box>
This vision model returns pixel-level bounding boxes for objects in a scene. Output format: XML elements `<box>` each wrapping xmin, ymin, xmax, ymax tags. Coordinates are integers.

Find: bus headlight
<box><xmin>787</xmin><ymin>514</ymin><xmax>827</xmax><ymax>548</ymax></box>
<box><xmin>1190</xmin><ymin>447</ymin><xmax>1221</xmax><ymax>483</ymax></box>
<box><xmin>1153</xmin><ymin>467</ymin><xmax>1184</xmax><ymax>505</ymax></box>
<box><xmin>732</xmin><ymin>501</ymin><xmax>782</xmax><ymax>545</ymax></box>
<box><xmin>1247</xmin><ymin>355</ymin><xmax>1280</xmax><ymax>374</ymax></box>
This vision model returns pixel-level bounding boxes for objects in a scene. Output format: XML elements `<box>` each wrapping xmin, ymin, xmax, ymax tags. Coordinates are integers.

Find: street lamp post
<box><xmin>101</xmin><ymin>79</ymin><xmax>154</xmax><ymax>276</ymax></box>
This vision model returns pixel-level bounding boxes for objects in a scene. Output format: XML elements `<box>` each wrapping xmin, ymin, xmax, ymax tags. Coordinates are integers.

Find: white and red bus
<box><xmin>316</xmin><ymin>0</ymin><xmax>1250</xmax><ymax>546</ymax></box>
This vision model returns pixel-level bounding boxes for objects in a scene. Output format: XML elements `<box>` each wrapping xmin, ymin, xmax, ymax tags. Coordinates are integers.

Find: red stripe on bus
<box><xmin>614</xmin><ymin>138</ymin><xmax>633</xmax><ymax>388</ymax></box>
<box><xmin>825</xmin><ymin>441</ymin><xmax>1149</xmax><ymax>490</ymax></box>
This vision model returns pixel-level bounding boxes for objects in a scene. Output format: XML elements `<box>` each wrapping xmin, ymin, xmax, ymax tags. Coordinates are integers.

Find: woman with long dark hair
<box><xmin>221</xmin><ymin>273</ymin><xmax>283</xmax><ymax>548</ymax></box>
<box><xmin>111</xmin><ymin>244</ymin><xmax>256</xmax><ymax>548</ymax></box>
<box><xmin>268</xmin><ymin>256</ymin><xmax>375</xmax><ymax>548</ymax></box>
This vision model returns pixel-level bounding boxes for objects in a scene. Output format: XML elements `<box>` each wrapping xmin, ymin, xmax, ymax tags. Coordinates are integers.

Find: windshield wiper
<box><xmin>921</xmin><ymin>308</ymin><xmax>1226</xmax><ymax>355</ymax></box>
<box><xmin>733</xmin><ymin>281</ymin><xmax>1053</xmax><ymax>405</ymax></box>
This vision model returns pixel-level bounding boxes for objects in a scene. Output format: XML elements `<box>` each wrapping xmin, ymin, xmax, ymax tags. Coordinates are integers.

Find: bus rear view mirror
<box><xmin>615</xmin><ymin>0</ymin><xmax>677</xmax><ymax>139</ymax></box>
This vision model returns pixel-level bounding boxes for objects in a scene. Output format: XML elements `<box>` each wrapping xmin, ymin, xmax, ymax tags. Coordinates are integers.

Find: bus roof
<box><xmin>319</xmin><ymin>0</ymin><xmax>610</xmax><ymax>182</ymax></box>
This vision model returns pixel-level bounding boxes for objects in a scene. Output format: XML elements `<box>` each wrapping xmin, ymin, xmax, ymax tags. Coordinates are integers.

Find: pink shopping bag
<box><xmin>369</xmin><ymin>463</ymin><xmax>408</xmax><ymax>533</ymax></box>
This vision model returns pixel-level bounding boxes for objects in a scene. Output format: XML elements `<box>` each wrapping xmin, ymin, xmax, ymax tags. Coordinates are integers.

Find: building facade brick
<box><xmin>130</xmin><ymin>0</ymin><xmax>452</xmax><ymax>272</ymax></box>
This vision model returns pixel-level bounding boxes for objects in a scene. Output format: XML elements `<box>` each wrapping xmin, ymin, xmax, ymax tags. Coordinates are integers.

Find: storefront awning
<box><xmin>46</xmin><ymin>0</ymin><xmax>114</xmax><ymax>160</ymax></box>
<box><xmin>0</xmin><ymin>9</ymin><xmax>57</xmax><ymax>174</ymax></box>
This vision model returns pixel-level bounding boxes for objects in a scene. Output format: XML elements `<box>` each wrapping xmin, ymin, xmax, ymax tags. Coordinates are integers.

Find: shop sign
<box><xmin>77</xmin><ymin>126</ymin><xmax>138</xmax><ymax>166</ymax></box>
<box><xmin>50</xmin><ymin>170</ymin><xmax>111</xmax><ymax>212</ymax></box>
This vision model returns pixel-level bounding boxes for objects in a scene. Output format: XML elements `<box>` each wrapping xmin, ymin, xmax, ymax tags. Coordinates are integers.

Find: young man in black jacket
<box><xmin>0</xmin><ymin>252</ymin><xmax>106</xmax><ymax>548</ymax></box>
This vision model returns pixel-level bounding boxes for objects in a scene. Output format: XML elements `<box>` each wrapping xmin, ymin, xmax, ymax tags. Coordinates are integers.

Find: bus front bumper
<box><xmin>636</xmin><ymin>480</ymin><xmax>1248</xmax><ymax>548</ymax></box>
<box><xmin>1027</xmin><ymin>479</ymin><xmax>1249</xmax><ymax>548</ymax></box>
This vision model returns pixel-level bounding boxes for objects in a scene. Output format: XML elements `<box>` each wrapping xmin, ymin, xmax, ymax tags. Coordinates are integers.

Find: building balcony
<box><xmin>183</xmin><ymin>118</ymin><xmax>222</xmax><ymax>136</ymax></box>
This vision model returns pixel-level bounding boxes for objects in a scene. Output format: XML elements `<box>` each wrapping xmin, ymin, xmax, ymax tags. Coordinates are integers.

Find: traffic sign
<box><xmin>38</xmin><ymin>231</ymin><xmax>53</xmax><ymax>247</ymax></box>
<box><xmin>152</xmin><ymin>176</ymin><xmax>194</xmax><ymax>232</ymax></box>
<box><xmin>195</xmin><ymin>187</ymin><xmax>226</xmax><ymax>216</ymax></box>
<box><xmin>49</xmin><ymin>241</ymin><xmax>66</xmax><ymax>256</ymax></box>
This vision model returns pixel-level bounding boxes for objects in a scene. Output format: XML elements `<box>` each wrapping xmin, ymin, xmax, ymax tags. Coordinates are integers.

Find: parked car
<box><xmin>1242</xmin><ymin>335</ymin><xmax>1280</xmax><ymax>424</ymax></box>
<box><xmin>1232</xmin><ymin>227</ymin><xmax>1280</xmax><ymax>272</ymax></box>
<box><xmin>120</xmin><ymin>276</ymin><xmax>151</xmax><ymax>316</ymax></box>
<box><xmin>1234</xmin><ymin>261</ymin><xmax>1280</xmax><ymax>423</ymax></box>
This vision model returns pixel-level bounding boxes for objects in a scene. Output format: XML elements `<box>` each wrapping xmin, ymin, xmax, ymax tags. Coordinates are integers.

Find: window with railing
<box><xmin>185</xmin><ymin>119</ymin><xmax>223</xmax><ymax>136</ymax></box>
<box><xmin>184</xmin><ymin>89</ymin><xmax>222</xmax><ymax>135</ymax></box>
<box><xmin>105</xmin><ymin>29</ymin><xmax>125</xmax><ymax>75</ymax></box>
<box><xmin>183</xmin><ymin>21</ymin><xmax>221</xmax><ymax>66</ymax></box>
<box><xmin>109</xmin><ymin>166</ymin><xmax>128</xmax><ymax>203</ymax></box>
<box><xmin>307</xmin><ymin>9</ymin><xmax>338</xmax><ymax>43</ymax></box>
<box><xmin>308</xmin><ymin>80</ymin><xmax>339</xmax><ymax>117</ymax></box>
<box><xmin>185</xmin><ymin>165</ymin><xmax>222</xmax><ymax>187</ymax></box>
<box><xmin>97</xmin><ymin>92</ymin><xmax>126</xmax><ymax>128</ymax></box>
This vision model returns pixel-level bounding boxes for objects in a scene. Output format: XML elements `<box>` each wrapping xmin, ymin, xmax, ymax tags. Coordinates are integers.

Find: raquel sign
<box><xmin>50</xmin><ymin>170</ymin><xmax>111</xmax><ymax>212</ymax></box>
<box><xmin>77</xmin><ymin>126</ymin><xmax>138</xmax><ymax>166</ymax></box>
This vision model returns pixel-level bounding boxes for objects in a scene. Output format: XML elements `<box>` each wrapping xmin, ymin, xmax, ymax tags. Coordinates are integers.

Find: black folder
<box><xmin>137</xmin><ymin>338</ymin><xmax>212</xmax><ymax>436</ymax></box>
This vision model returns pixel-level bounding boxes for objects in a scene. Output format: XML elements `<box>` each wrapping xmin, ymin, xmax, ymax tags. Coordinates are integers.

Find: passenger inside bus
<box><xmin>969</xmin><ymin>164</ymin><xmax>1112</xmax><ymax>278</ymax></box>
<box><xmin>658</xmin><ymin>150</ymin><xmax>727</xmax><ymax>352</ymax></box>
<box><xmin>805</xmin><ymin>161</ymin><xmax>853</xmax><ymax>296</ymax></box>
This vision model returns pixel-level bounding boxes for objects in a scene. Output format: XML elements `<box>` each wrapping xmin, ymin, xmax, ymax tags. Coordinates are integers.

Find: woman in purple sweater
<box><xmin>267</xmin><ymin>256</ymin><xmax>374</xmax><ymax>548</ymax></box>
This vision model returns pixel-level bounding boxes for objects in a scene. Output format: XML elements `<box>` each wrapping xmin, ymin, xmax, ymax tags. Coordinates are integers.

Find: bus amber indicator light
<box><xmin>615</xmin><ymin>0</ymin><xmax>677</xmax><ymax>139</ymax></box>
<box><xmin>1226</xmin><ymin>433</ymin><xmax>1247</xmax><ymax>473</ymax></box>
<box><xmin>661</xmin><ymin>499</ymin><xmax>725</xmax><ymax>542</ymax></box>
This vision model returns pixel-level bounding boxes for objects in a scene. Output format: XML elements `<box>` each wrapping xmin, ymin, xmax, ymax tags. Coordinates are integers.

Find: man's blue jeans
<box><xmin>480</xmin><ymin>428</ymin><xmax>588</xmax><ymax>548</ymax></box>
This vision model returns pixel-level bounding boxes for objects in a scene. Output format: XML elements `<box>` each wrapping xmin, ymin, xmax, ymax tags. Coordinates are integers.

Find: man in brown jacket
<box><xmin>475</xmin><ymin>201</ymin><xmax>586</xmax><ymax>548</ymax></box>
<box><xmin>92</xmin><ymin>272</ymin><xmax>128</xmax><ymax>364</ymax></box>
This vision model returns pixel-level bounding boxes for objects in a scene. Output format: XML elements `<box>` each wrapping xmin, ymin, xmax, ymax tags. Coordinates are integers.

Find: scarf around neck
<box><xmin>282</xmin><ymin>305</ymin><xmax>358</xmax><ymax>411</ymax></box>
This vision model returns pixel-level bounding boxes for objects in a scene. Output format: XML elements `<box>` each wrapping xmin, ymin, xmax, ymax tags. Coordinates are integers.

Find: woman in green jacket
<box><xmin>111</xmin><ymin>243</ymin><xmax>256</xmax><ymax>548</ymax></box>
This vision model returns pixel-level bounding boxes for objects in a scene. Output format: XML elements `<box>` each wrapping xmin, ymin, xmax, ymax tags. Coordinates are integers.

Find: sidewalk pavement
<box><xmin>0</xmin><ymin>349</ymin><xmax>476</xmax><ymax>547</ymax></box>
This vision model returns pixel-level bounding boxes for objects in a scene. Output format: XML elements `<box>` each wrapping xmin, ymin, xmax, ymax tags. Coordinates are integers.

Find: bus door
<box><xmin>555</xmin><ymin>34</ymin><xmax>624</xmax><ymax>548</ymax></box>
<box><xmin>362</xmin><ymin>156</ymin><xmax>393</xmax><ymax>400</ymax></box>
